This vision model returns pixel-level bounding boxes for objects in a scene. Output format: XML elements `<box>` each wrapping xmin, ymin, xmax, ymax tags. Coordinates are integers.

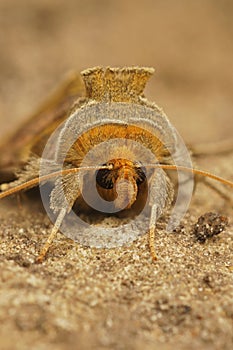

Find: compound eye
<box><xmin>96</xmin><ymin>164</ymin><xmax>114</xmax><ymax>189</ymax></box>
<box><xmin>136</xmin><ymin>166</ymin><xmax>147</xmax><ymax>185</ymax></box>
<box><xmin>134</xmin><ymin>161</ymin><xmax>147</xmax><ymax>185</ymax></box>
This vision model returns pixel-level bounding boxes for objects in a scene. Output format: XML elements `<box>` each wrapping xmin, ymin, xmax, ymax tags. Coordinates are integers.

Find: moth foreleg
<box><xmin>36</xmin><ymin>208</ymin><xmax>67</xmax><ymax>263</ymax></box>
<box><xmin>148</xmin><ymin>204</ymin><xmax>159</xmax><ymax>261</ymax></box>
<box><xmin>148</xmin><ymin>169</ymin><xmax>174</xmax><ymax>261</ymax></box>
<box><xmin>36</xmin><ymin>172</ymin><xmax>81</xmax><ymax>262</ymax></box>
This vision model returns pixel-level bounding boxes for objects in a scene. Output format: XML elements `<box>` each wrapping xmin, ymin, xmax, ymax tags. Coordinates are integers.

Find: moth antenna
<box><xmin>0</xmin><ymin>165</ymin><xmax>112</xmax><ymax>200</ymax></box>
<box><xmin>144</xmin><ymin>164</ymin><xmax>233</xmax><ymax>189</ymax></box>
<box><xmin>0</xmin><ymin>177</ymin><xmax>43</xmax><ymax>199</ymax></box>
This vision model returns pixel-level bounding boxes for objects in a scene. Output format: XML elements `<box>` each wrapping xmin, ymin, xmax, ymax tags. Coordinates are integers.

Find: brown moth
<box><xmin>0</xmin><ymin>67</ymin><xmax>232</xmax><ymax>263</ymax></box>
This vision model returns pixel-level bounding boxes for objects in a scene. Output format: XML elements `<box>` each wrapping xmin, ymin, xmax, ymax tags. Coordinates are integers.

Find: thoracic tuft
<box><xmin>81</xmin><ymin>66</ymin><xmax>154</xmax><ymax>103</ymax></box>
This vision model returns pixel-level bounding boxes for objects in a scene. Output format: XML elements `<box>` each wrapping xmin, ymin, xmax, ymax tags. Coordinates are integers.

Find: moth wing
<box><xmin>0</xmin><ymin>71</ymin><xmax>85</xmax><ymax>181</ymax></box>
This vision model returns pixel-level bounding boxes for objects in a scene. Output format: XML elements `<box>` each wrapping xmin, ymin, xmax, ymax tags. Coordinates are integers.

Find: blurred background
<box><xmin>0</xmin><ymin>3</ymin><xmax>232</xmax><ymax>349</ymax></box>
<box><xmin>0</xmin><ymin>0</ymin><xmax>233</xmax><ymax>145</ymax></box>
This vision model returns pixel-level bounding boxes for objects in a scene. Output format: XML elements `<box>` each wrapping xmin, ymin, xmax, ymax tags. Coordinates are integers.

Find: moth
<box><xmin>0</xmin><ymin>67</ymin><xmax>232</xmax><ymax>263</ymax></box>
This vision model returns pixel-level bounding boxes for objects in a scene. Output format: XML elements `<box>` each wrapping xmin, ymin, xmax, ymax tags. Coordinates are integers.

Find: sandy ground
<box><xmin>0</xmin><ymin>1</ymin><xmax>233</xmax><ymax>349</ymax></box>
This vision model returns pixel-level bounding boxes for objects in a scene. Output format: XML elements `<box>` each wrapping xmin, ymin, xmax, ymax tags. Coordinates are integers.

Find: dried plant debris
<box><xmin>192</xmin><ymin>212</ymin><xmax>229</xmax><ymax>243</ymax></box>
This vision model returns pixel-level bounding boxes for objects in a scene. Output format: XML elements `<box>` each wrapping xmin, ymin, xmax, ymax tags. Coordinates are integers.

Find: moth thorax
<box><xmin>81</xmin><ymin>66</ymin><xmax>154</xmax><ymax>103</ymax></box>
<box><xmin>114</xmin><ymin>169</ymin><xmax>138</xmax><ymax>210</ymax></box>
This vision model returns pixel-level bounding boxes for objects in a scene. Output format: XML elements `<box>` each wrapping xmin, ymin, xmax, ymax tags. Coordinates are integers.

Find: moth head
<box><xmin>95</xmin><ymin>158</ymin><xmax>148</xmax><ymax>211</ymax></box>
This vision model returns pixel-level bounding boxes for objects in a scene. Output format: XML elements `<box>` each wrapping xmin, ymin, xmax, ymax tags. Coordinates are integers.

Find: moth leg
<box><xmin>148</xmin><ymin>169</ymin><xmax>174</xmax><ymax>261</ymax></box>
<box><xmin>191</xmin><ymin>139</ymin><xmax>233</xmax><ymax>204</ymax></box>
<box><xmin>36</xmin><ymin>208</ymin><xmax>67</xmax><ymax>263</ymax></box>
<box><xmin>193</xmin><ymin>165</ymin><xmax>233</xmax><ymax>204</ymax></box>
<box><xmin>200</xmin><ymin>178</ymin><xmax>233</xmax><ymax>205</ymax></box>
<box><xmin>16</xmin><ymin>193</ymin><xmax>24</xmax><ymax>210</ymax></box>
<box><xmin>148</xmin><ymin>204</ymin><xmax>159</xmax><ymax>261</ymax></box>
<box><xmin>36</xmin><ymin>172</ymin><xmax>81</xmax><ymax>263</ymax></box>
